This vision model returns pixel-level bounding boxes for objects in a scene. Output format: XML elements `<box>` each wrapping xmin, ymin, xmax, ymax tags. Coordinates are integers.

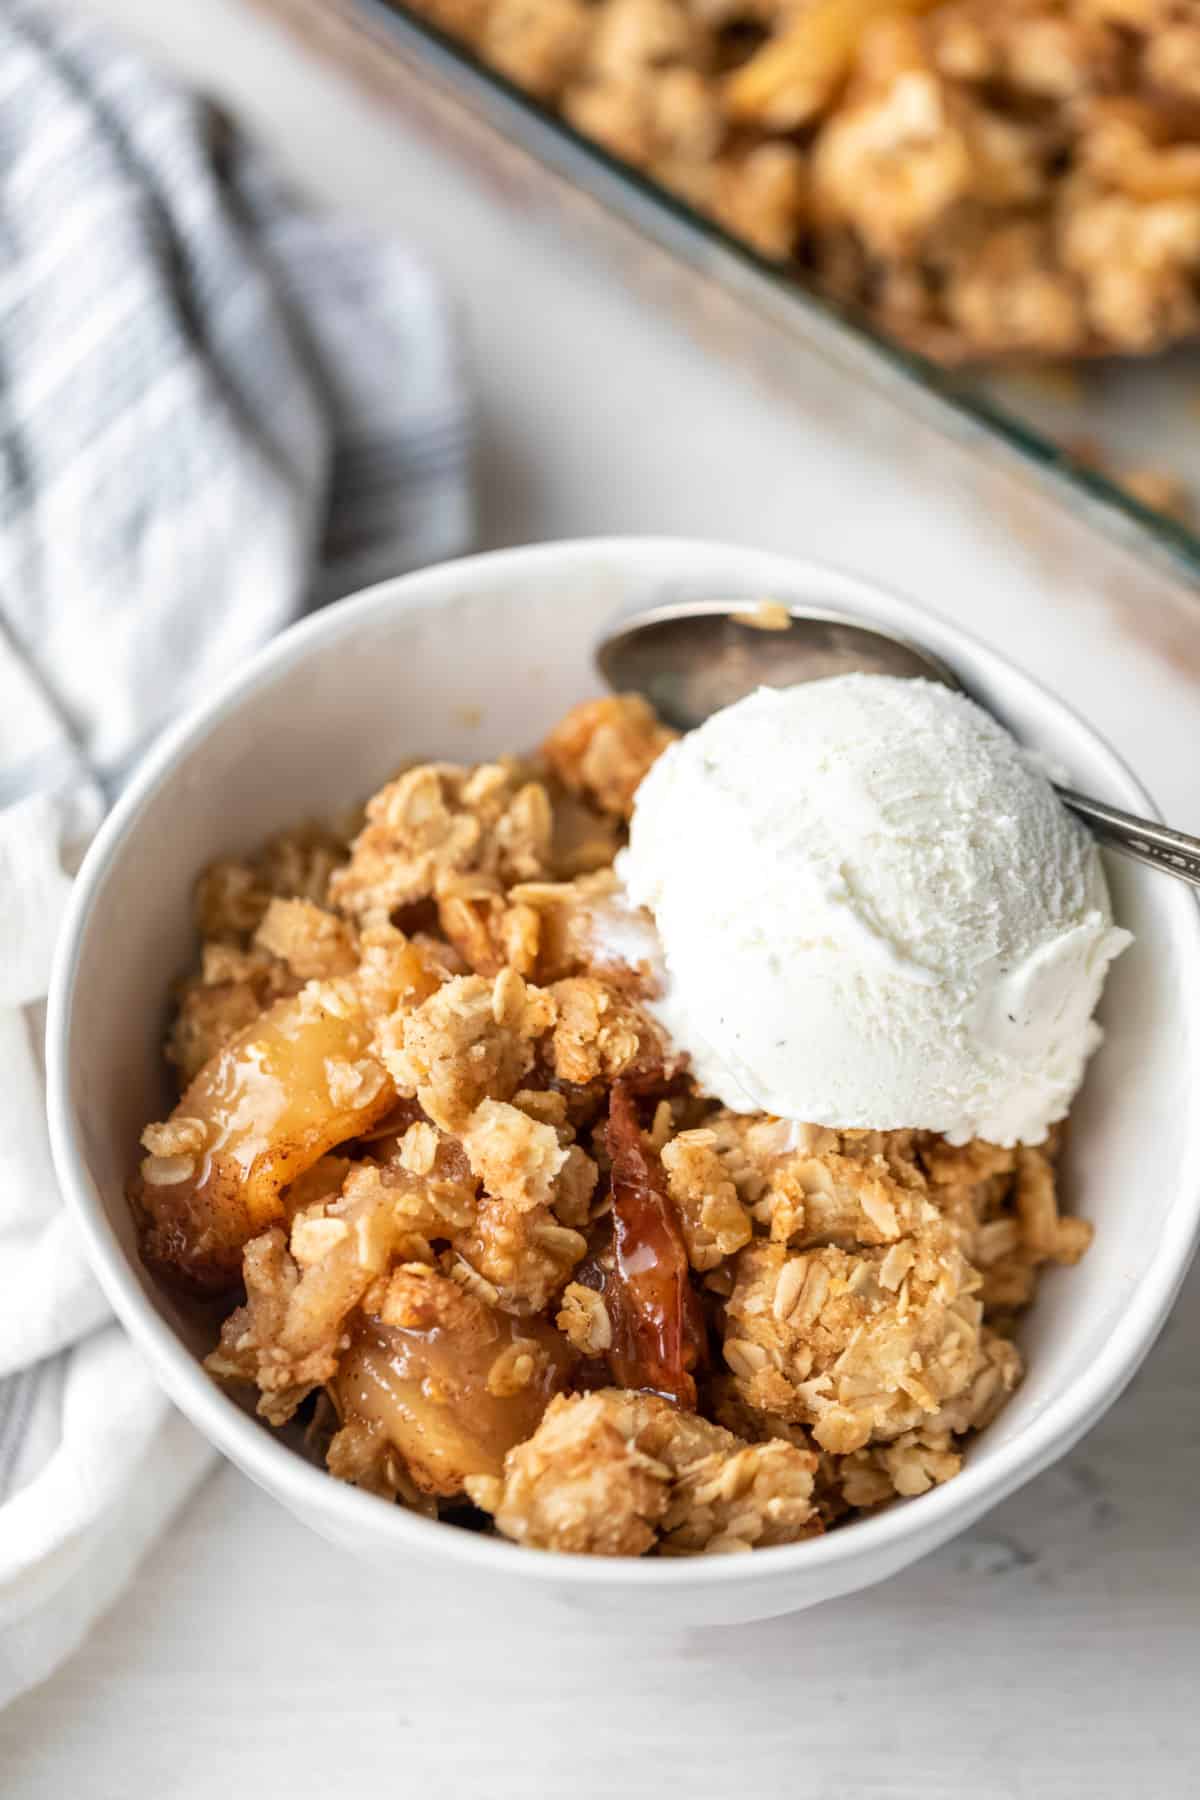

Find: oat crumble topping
<box><xmin>130</xmin><ymin>692</ymin><xmax>1092</xmax><ymax>1556</ymax></box>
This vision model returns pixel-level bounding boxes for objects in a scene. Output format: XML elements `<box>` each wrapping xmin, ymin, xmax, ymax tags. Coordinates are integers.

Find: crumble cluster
<box><xmin>406</xmin><ymin>0</ymin><xmax>1200</xmax><ymax>365</ymax></box>
<box><xmin>132</xmin><ymin>693</ymin><xmax>1091</xmax><ymax>1557</ymax></box>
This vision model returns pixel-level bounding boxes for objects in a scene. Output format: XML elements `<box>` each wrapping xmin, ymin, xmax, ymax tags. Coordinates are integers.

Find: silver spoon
<box><xmin>596</xmin><ymin>597</ymin><xmax>1200</xmax><ymax>891</ymax></box>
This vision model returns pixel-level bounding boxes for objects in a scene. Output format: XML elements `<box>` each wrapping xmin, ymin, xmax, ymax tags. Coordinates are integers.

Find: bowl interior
<box><xmin>54</xmin><ymin>539</ymin><xmax>1200</xmax><ymax>1576</ymax></box>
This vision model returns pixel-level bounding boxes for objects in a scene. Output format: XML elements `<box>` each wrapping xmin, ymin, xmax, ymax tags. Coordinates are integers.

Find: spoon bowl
<box><xmin>596</xmin><ymin>596</ymin><xmax>1200</xmax><ymax>890</ymax></box>
<box><xmin>597</xmin><ymin>597</ymin><xmax>963</xmax><ymax>730</ymax></box>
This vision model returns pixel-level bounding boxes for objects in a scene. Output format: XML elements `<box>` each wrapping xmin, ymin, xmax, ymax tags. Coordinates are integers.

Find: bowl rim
<box><xmin>46</xmin><ymin>535</ymin><xmax>1200</xmax><ymax>1589</ymax></box>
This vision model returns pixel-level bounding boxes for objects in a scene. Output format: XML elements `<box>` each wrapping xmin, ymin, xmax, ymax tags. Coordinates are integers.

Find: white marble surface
<box><xmin>4</xmin><ymin>2</ymin><xmax>1199</xmax><ymax>1793</ymax></box>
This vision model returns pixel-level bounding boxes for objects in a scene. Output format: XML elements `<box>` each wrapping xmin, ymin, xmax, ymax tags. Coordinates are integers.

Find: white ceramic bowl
<box><xmin>48</xmin><ymin>539</ymin><xmax>1200</xmax><ymax>1627</ymax></box>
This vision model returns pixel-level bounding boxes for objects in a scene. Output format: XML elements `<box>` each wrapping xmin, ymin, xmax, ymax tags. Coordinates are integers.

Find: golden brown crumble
<box><xmin>547</xmin><ymin>975</ymin><xmax>674</xmax><ymax>1085</ymax></box>
<box><xmin>542</xmin><ymin>693</ymin><xmax>677</xmax><ymax>818</ymax></box>
<box><xmin>460</xmin><ymin>1097</ymin><xmax>570</xmax><ymax>1210</ymax></box>
<box><xmin>329</xmin><ymin>761</ymin><xmax>554</xmax><ymax>928</ymax></box>
<box><xmin>722</xmin><ymin>1226</ymin><xmax>990</xmax><ymax>1453</ymax></box>
<box><xmin>467</xmin><ymin>1388</ymin><xmax>820</xmax><ymax>1554</ymax></box>
<box><xmin>378</xmin><ymin>971</ymin><xmax>556</xmax><ymax>1131</ymax></box>
<box><xmin>452</xmin><ymin>1191</ymin><xmax>589</xmax><ymax>1313</ymax></box>
<box><xmin>403</xmin><ymin>0</ymin><xmax>1200</xmax><ymax>372</ymax></box>
<box><xmin>195</xmin><ymin>823</ymin><xmax>348</xmax><ymax>943</ymax></box>
<box><xmin>252</xmin><ymin>897</ymin><xmax>359</xmax><ymax>982</ymax></box>
<box><xmin>467</xmin><ymin>1389</ymin><xmax>672</xmax><ymax>1554</ymax></box>
<box><xmin>133</xmin><ymin>695</ymin><xmax>1093</xmax><ymax>1555</ymax></box>
<box><xmin>557</xmin><ymin>1280</ymin><xmax>615</xmax><ymax>1353</ymax></box>
<box><xmin>660</xmin><ymin>1128</ymin><xmax>754</xmax><ymax>1269</ymax></box>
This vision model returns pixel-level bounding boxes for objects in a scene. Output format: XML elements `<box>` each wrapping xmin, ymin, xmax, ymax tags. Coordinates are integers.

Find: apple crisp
<box><xmin>404</xmin><ymin>0</ymin><xmax>1200</xmax><ymax>365</ymax></box>
<box><xmin>131</xmin><ymin>693</ymin><xmax>1091</xmax><ymax>1557</ymax></box>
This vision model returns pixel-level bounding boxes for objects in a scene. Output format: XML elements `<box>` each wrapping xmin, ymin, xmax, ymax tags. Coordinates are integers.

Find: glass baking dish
<box><xmin>259</xmin><ymin>0</ymin><xmax>1200</xmax><ymax>629</ymax></box>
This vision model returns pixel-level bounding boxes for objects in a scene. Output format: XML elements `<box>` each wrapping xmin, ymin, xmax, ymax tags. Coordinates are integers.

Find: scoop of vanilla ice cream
<box><xmin>618</xmin><ymin>674</ymin><xmax>1130</xmax><ymax>1146</ymax></box>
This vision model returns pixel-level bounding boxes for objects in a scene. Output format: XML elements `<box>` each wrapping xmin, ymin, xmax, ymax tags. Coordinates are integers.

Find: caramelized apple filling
<box><xmin>333</xmin><ymin>1270</ymin><xmax>572</xmax><ymax>1495</ymax></box>
<box><xmin>601</xmin><ymin>1081</ymin><xmax>706</xmax><ymax>1408</ymax></box>
<box><xmin>136</xmin><ymin>984</ymin><xmax>393</xmax><ymax>1291</ymax></box>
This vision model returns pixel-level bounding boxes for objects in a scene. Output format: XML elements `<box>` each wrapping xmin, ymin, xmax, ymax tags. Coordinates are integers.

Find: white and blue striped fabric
<box><xmin>0</xmin><ymin>0</ymin><xmax>471</xmax><ymax>1706</ymax></box>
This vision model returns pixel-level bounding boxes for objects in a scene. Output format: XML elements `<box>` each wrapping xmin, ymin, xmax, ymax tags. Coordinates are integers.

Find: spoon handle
<box><xmin>1057</xmin><ymin>787</ymin><xmax>1200</xmax><ymax>891</ymax></box>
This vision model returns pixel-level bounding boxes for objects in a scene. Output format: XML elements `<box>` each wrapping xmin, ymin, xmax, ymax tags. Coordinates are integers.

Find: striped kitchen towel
<box><xmin>0</xmin><ymin>0</ymin><xmax>471</xmax><ymax>1708</ymax></box>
